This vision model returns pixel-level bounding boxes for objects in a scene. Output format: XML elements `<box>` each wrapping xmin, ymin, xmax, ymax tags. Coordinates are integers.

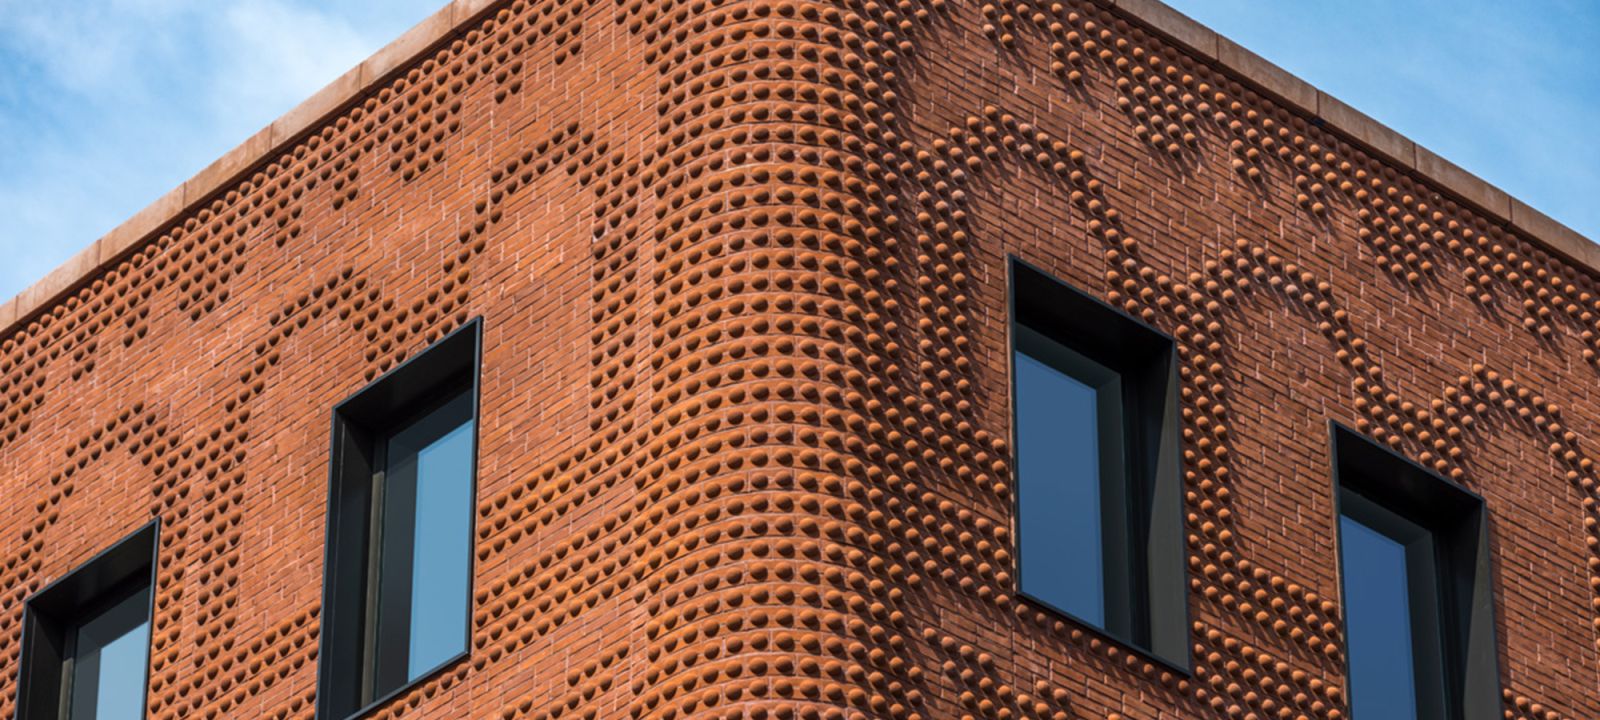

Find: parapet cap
<box><xmin>1</xmin><ymin>0</ymin><xmax>1592</xmax><ymax>332</ymax></box>
<box><xmin>1109</xmin><ymin>0</ymin><xmax>1596</xmax><ymax>268</ymax></box>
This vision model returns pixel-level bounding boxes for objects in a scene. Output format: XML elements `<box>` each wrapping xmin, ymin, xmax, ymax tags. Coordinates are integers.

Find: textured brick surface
<box><xmin>1</xmin><ymin>1</ymin><xmax>1598</xmax><ymax>719</ymax></box>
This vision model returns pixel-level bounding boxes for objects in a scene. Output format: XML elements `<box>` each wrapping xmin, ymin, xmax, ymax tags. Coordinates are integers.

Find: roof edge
<box><xmin>1</xmin><ymin>0</ymin><xmax>1594</xmax><ymax>333</ymax></box>
<box><xmin>1107</xmin><ymin>0</ymin><xmax>1597</xmax><ymax>267</ymax></box>
<box><xmin>0</xmin><ymin>0</ymin><xmax>500</xmax><ymax>333</ymax></box>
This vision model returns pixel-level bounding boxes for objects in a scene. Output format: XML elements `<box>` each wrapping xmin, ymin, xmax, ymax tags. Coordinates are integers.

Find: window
<box><xmin>15</xmin><ymin>521</ymin><xmax>158</xmax><ymax>720</ymax></box>
<box><xmin>1331</xmin><ymin>424</ymin><xmax>1501</xmax><ymax>720</ymax></box>
<box><xmin>317</xmin><ymin>319</ymin><xmax>482</xmax><ymax>720</ymax></box>
<box><xmin>1009</xmin><ymin>258</ymin><xmax>1187</xmax><ymax>669</ymax></box>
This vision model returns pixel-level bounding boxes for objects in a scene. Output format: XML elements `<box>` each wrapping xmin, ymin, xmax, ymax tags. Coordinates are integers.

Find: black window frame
<box><xmin>1007</xmin><ymin>257</ymin><xmax>1189</xmax><ymax>673</ymax></box>
<box><xmin>1330</xmin><ymin>423</ymin><xmax>1502</xmax><ymax>720</ymax></box>
<box><xmin>315</xmin><ymin>318</ymin><xmax>483</xmax><ymax>720</ymax></box>
<box><xmin>14</xmin><ymin>519</ymin><xmax>159</xmax><ymax>720</ymax></box>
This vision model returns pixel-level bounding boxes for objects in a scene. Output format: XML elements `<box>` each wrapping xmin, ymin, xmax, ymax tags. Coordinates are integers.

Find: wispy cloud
<box><xmin>208</xmin><ymin>1</ymin><xmax>379</xmax><ymax>117</ymax></box>
<box><xmin>0</xmin><ymin>2</ymin><xmax>1595</xmax><ymax>302</ymax></box>
<box><xmin>0</xmin><ymin>0</ymin><xmax>440</xmax><ymax>300</ymax></box>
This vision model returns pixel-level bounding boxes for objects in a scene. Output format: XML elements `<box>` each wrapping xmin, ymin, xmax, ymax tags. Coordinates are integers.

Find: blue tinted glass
<box><xmin>69</xmin><ymin>586</ymin><xmax>150</xmax><ymax>720</ymax></box>
<box><xmin>1016</xmin><ymin>350</ymin><xmax>1105</xmax><ymax>626</ymax></box>
<box><xmin>407</xmin><ymin>417</ymin><xmax>473</xmax><ymax>677</ymax></box>
<box><xmin>383</xmin><ymin>392</ymin><xmax>474</xmax><ymax>681</ymax></box>
<box><xmin>1341</xmin><ymin>515</ymin><xmax>1419</xmax><ymax>720</ymax></box>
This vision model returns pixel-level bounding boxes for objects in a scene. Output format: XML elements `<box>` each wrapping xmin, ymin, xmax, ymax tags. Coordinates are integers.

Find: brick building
<box><xmin>1</xmin><ymin>0</ymin><xmax>1596</xmax><ymax>718</ymax></box>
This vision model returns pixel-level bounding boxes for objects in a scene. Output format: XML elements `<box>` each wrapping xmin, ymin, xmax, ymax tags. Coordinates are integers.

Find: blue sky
<box><xmin>0</xmin><ymin>1</ymin><xmax>1596</xmax><ymax>302</ymax></box>
<box><xmin>1164</xmin><ymin>0</ymin><xmax>1599</xmax><ymax>240</ymax></box>
<box><xmin>0</xmin><ymin>0</ymin><xmax>440</xmax><ymax>301</ymax></box>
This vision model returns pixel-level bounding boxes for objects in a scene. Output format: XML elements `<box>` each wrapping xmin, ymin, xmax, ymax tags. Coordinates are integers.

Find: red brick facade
<box><xmin>2</xmin><ymin>0</ymin><xmax>1597</xmax><ymax>718</ymax></box>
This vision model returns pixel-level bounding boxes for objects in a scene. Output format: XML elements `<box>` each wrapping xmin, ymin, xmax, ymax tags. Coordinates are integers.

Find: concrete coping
<box><xmin>1102</xmin><ymin>0</ymin><xmax>1593</xmax><ymax>266</ymax></box>
<box><xmin>0</xmin><ymin>0</ymin><xmax>1592</xmax><ymax>334</ymax></box>
<box><xmin>0</xmin><ymin>0</ymin><xmax>498</xmax><ymax>334</ymax></box>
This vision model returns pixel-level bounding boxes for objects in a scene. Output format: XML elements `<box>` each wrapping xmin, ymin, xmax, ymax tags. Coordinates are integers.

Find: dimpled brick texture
<box><xmin>1</xmin><ymin>0</ymin><xmax>1598</xmax><ymax>719</ymax></box>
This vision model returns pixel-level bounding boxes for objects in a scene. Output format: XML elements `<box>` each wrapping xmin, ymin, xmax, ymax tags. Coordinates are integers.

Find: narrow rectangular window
<box><xmin>1014</xmin><ymin>326</ymin><xmax>1128</xmax><ymax>629</ymax></box>
<box><xmin>317</xmin><ymin>319</ymin><xmax>482</xmax><ymax>720</ymax></box>
<box><xmin>371</xmin><ymin>389</ymin><xmax>475</xmax><ymax>689</ymax></box>
<box><xmin>66</xmin><ymin>581</ymin><xmax>152</xmax><ymax>720</ymax></box>
<box><xmin>16</xmin><ymin>522</ymin><xmax>158</xmax><ymax>720</ymax></box>
<box><xmin>1339</xmin><ymin>497</ymin><xmax>1444</xmax><ymax>719</ymax></box>
<box><xmin>1332</xmin><ymin>424</ymin><xmax>1502</xmax><ymax>720</ymax></box>
<box><xmin>1009</xmin><ymin>258</ymin><xmax>1187</xmax><ymax>670</ymax></box>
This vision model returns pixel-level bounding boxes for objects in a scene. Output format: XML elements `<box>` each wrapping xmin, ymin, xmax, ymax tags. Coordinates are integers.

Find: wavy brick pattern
<box><xmin>1</xmin><ymin>0</ymin><xmax>1598</xmax><ymax>719</ymax></box>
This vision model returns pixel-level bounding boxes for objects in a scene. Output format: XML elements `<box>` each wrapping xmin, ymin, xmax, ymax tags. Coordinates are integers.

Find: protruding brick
<box><xmin>1116</xmin><ymin>0</ymin><xmax>1218</xmax><ymax>58</ymax></box>
<box><xmin>187</xmin><ymin>126</ymin><xmax>273</xmax><ymax>209</ymax></box>
<box><xmin>18</xmin><ymin>244</ymin><xmax>98</xmax><ymax>313</ymax></box>
<box><xmin>1415</xmin><ymin>145</ymin><xmax>1511</xmax><ymax>219</ymax></box>
<box><xmin>1317</xmin><ymin>91</ymin><xmax>1415</xmax><ymax>168</ymax></box>
<box><xmin>269</xmin><ymin>65</ymin><xmax>362</xmax><ymax>147</ymax></box>
<box><xmin>0</xmin><ymin>6</ymin><xmax>1593</xmax><ymax>720</ymax></box>
<box><xmin>1512</xmin><ymin>198</ymin><xmax>1596</xmax><ymax>267</ymax></box>
<box><xmin>98</xmin><ymin>184</ymin><xmax>185</xmax><ymax>263</ymax></box>
<box><xmin>1216</xmin><ymin>37</ymin><xmax>1315</xmax><ymax>111</ymax></box>
<box><xmin>361</xmin><ymin>4</ymin><xmax>456</xmax><ymax>86</ymax></box>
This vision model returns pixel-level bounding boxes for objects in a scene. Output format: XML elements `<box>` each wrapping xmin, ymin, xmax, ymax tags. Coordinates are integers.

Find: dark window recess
<box><xmin>15</xmin><ymin>521</ymin><xmax>158</xmax><ymax>720</ymax></box>
<box><xmin>1009</xmin><ymin>258</ymin><xmax>1187</xmax><ymax>670</ymax></box>
<box><xmin>316</xmin><ymin>319</ymin><xmax>482</xmax><ymax>720</ymax></box>
<box><xmin>1332</xmin><ymin>424</ymin><xmax>1502</xmax><ymax>720</ymax></box>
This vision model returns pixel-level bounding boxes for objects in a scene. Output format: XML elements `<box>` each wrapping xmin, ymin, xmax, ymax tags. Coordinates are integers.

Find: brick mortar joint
<box><xmin>0</xmin><ymin>0</ymin><xmax>495</xmax><ymax>337</ymax></box>
<box><xmin>0</xmin><ymin>0</ymin><xmax>1593</xmax><ymax>336</ymax></box>
<box><xmin>1099</xmin><ymin>0</ymin><xmax>1592</xmax><ymax>266</ymax></box>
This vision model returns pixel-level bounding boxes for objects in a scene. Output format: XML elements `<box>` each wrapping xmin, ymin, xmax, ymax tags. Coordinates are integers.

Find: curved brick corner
<box><xmin>1</xmin><ymin>1</ymin><xmax>1598</xmax><ymax>720</ymax></box>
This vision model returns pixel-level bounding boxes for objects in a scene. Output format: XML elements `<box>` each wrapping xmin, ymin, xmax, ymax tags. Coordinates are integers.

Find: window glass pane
<box><xmin>1016</xmin><ymin>348</ymin><xmax>1106</xmax><ymax>626</ymax></box>
<box><xmin>68</xmin><ymin>585</ymin><xmax>150</xmax><ymax>720</ymax></box>
<box><xmin>1341</xmin><ymin>514</ymin><xmax>1419</xmax><ymax>720</ymax></box>
<box><xmin>406</xmin><ymin>411</ymin><xmax>473</xmax><ymax>677</ymax></box>
<box><xmin>380</xmin><ymin>391</ymin><xmax>474</xmax><ymax>682</ymax></box>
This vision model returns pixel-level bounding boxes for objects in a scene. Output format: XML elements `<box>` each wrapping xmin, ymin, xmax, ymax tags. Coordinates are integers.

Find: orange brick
<box><xmin>0</xmin><ymin>1</ymin><xmax>1596</xmax><ymax>719</ymax></box>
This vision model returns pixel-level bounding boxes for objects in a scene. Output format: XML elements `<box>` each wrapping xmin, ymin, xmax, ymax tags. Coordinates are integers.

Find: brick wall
<box><xmin>1</xmin><ymin>0</ymin><xmax>1596</xmax><ymax>718</ymax></box>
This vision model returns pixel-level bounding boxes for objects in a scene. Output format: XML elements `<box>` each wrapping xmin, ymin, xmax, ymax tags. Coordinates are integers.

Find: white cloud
<box><xmin>0</xmin><ymin>1</ymin><xmax>182</xmax><ymax>98</ymax></box>
<box><xmin>207</xmin><ymin>1</ymin><xmax>378</xmax><ymax>121</ymax></box>
<box><xmin>0</xmin><ymin>0</ymin><xmax>440</xmax><ymax>299</ymax></box>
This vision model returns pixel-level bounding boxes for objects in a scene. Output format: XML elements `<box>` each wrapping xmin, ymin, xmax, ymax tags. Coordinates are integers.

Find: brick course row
<box><xmin>1</xmin><ymin>0</ymin><xmax>1596</xmax><ymax>718</ymax></box>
